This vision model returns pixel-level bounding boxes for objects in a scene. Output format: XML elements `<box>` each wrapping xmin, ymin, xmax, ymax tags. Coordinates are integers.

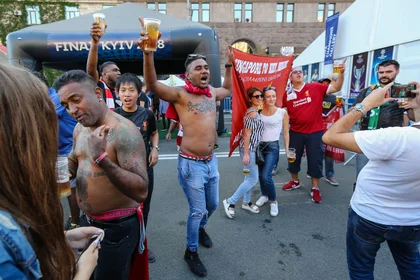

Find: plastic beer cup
<box><xmin>56</xmin><ymin>156</ymin><xmax>71</xmax><ymax>197</ymax></box>
<box><xmin>288</xmin><ymin>148</ymin><xmax>296</xmax><ymax>163</ymax></box>
<box><xmin>143</xmin><ymin>18</ymin><xmax>161</xmax><ymax>51</ymax></box>
<box><xmin>93</xmin><ymin>13</ymin><xmax>106</xmax><ymax>35</ymax></box>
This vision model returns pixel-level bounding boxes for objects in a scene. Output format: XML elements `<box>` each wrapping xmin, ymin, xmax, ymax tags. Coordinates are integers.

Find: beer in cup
<box><xmin>397</xmin><ymin>98</ymin><xmax>409</xmax><ymax>108</ymax></box>
<box><xmin>143</xmin><ymin>18</ymin><xmax>161</xmax><ymax>52</ymax></box>
<box><xmin>333</xmin><ymin>60</ymin><xmax>342</xmax><ymax>74</ymax></box>
<box><xmin>56</xmin><ymin>156</ymin><xmax>71</xmax><ymax>197</ymax></box>
<box><xmin>243</xmin><ymin>168</ymin><xmax>250</xmax><ymax>175</ymax></box>
<box><xmin>288</xmin><ymin>148</ymin><xmax>296</xmax><ymax>163</ymax></box>
<box><xmin>93</xmin><ymin>13</ymin><xmax>106</xmax><ymax>35</ymax></box>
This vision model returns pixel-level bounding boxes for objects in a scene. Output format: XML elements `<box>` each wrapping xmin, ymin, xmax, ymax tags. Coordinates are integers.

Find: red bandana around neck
<box><xmin>166</xmin><ymin>80</ymin><xmax>212</xmax><ymax>121</ymax></box>
<box><xmin>183</xmin><ymin>80</ymin><xmax>212</xmax><ymax>98</ymax></box>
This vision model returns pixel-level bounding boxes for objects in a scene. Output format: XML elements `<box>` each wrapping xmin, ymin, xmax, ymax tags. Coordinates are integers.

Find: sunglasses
<box><xmin>263</xmin><ymin>86</ymin><xmax>276</xmax><ymax>92</ymax></box>
<box><xmin>292</xmin><ymin>70</ymin><xmax>302</xmax><ymax>75</ymax></box>
<box><xmin>252</xmin><ymin>94</ymin><xmax>263</xmax><ymax>99</ymax></box>
<box><xmin>187</xmin><ymin>54</ymin><xmax>207</xmax><ymax>60</ymax></box>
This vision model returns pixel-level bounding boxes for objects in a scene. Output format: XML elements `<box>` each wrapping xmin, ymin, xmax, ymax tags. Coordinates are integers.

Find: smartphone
<box><xmin>394</xmin><ymin>84</ymin><xmax>416</xmax><ymax>98</ymax></box>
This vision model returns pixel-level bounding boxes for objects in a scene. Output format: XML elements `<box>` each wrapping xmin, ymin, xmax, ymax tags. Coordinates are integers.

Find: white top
<box><xmin>260</xmin><ymin>108</ymin><xmax>287</xmax><ymax>142</ymax></box>
<box><xmin>352</xmin><ymin>126</ymin><xmax>420</xmax><ymax>226</ymax></box>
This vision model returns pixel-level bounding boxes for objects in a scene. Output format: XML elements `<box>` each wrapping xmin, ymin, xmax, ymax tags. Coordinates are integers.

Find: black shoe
<box><xmin>148</xmin><ymin>249</ymin><xmax>156</xmax><ymax>263</ymax></box>
<box><xmin>198</xmin><ymin>228</ymin><xmax>213</xmax><ymax>248</ymax></box>
<box><xmin>184</xmin><ymin>249</ymin><xmax>207</xmax><ymax>277</ymax></box>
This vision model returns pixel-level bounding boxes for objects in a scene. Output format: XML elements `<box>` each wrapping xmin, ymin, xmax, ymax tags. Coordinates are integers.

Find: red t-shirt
<box><xmin>282</xmin><ymin>83</ymin><xmax>329</xmax><ymax>133</ymax></box>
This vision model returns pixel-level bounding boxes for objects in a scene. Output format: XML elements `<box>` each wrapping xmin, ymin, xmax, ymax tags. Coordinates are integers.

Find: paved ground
<box><xmin>62</xmin><ymin>115</ymin><xmax>400</xmax><ymax>280</ymax></box>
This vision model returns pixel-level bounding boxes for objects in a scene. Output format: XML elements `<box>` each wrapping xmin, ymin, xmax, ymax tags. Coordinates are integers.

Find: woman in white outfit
<box><xmin>255</xmin><ymin>87</ymin><xmax>290</xmax><ymax>216</ymax></box>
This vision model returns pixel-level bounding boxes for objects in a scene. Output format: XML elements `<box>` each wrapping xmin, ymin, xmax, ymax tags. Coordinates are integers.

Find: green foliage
<box><xmin>44</xmin><ymin>67</ymin><xmax>64</xmax><ymax>87</ymax></box>
<box><xmin>0</xmin><ymin>1</ymin><xmax>78</xmax><ymax>46</ymax></box>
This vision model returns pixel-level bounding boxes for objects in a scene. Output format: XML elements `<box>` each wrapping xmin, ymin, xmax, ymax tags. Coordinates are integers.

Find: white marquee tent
<box><xmin>293</xmin><ymin>0</ymin><xmax>420</xmax><ymax>97</ymax></box>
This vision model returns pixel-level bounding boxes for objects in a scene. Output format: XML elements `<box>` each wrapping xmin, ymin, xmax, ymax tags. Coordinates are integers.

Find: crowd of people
<box><xmin>1</xmin><ymin>15</ymin><xmax>419</xmax><ymax>280</ymax></box>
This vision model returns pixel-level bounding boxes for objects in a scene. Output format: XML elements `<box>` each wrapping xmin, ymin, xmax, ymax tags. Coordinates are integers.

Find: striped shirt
<box><xmin>240</xmin><ymin>108</ymin><xmax>265</xmax><ymax>152</ymax></box>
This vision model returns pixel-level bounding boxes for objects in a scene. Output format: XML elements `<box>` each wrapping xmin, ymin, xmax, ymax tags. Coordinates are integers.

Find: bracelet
<box><xmin>93</xmin><ymin>152</ymin><xmax>108</xmax><ymax>166</ymax></box>
<box><xmin>225</xmin><ymin>63</ymin><xmax>233</xmax><ymax>68</ymax></box>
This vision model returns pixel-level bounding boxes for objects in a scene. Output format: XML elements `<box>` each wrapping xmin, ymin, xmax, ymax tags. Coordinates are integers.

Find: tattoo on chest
<box><xmin>76</xmin><ymin>176</ymin><xmax>88</xmax><ymax>201</ymax></box>
<box><xmin>107</xmin><ymin>128</ymin><xmax>116</xmax><ymax>143</ymax></box>
<box><xmin>187</xmin><ymin>98</ymin><xmax>216</xmax><ymax>113</ymax></box>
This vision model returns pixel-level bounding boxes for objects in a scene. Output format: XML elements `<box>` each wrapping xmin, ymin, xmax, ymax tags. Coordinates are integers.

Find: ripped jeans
<box><xmin>178</xmin><ymin>155</ymin><xmax>220</xmax><ymax>252</ymax></box>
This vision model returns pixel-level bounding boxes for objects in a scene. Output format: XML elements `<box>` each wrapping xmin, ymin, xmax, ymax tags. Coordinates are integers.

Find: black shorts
<box><xmin>288</xmin><ymin>130</ymin><xmax>324</xmax><ymax>178</ymax></box>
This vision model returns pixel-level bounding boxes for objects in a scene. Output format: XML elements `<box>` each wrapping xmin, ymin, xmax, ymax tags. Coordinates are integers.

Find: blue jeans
<box><xmin>178</xmin><ymin>155</ymin><xmax>219</xmax><ymax>252</ymax></box>
<box><xmin>258</xmin><ymin>141</ymin><xmax>279</xmax><ymax>201</ymax></box>
<box><xmin>324</xmin><ymin>156</ymin><xmax>334</xmax><ymax>177</ymax></box>
<box><xmin>347</xmin><ymin>208</ymin><xmax>420</xmax><ymax>280</ymax></box>
<box><xmin>228</xmin><ymin>149</ymin><xmax>259</xmax><ymax>205</ymax></box>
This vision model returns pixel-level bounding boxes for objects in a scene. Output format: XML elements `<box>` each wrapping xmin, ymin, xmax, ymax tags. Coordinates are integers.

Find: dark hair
<box><xmin>53</xmin><ymin>70</ymin><xmax>97</xmax><ymax>92</ymax></box>
<box><xmin>0</xmin><ymin>64</ymin><xmax>76</xmax><ymax>279</ymax></box>
<box><xmin>184</xmin><ymin>54</ymin><xmax>207</xmax><ymax>70</ymax></box>
<box><xmin>378</xmin><ymin>59</ymin><xmax>400</xmax><ymax>71</ymax></box>
<box><xmin>116</xmin><ymin>73</ymin><xmax>143</xmax><ymax>93</ymax></box>
<box><xmin>99</xmin><ymin>61</ymin><xmax>117</xmax><ymax>74</ymax></box>
<box><xmin>247</xmin><ymin>87</ymin><xmax>263</xmax><ymax>106</ymax></box>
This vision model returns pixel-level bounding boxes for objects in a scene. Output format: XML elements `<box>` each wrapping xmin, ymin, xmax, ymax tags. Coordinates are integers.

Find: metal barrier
<box><xmin>223</xmin><ymin>96</ymin><xmax>232</xmax><ymax>113</ymax></box>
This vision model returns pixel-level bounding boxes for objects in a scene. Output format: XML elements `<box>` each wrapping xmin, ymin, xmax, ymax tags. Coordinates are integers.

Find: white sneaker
<box><xmin>223</xmin><ymin>199</ymin><xmax>235</xmax><ymax>219</ymax></box>
<box><xmin>256</xmin><ymin>196</ymin><xmax>269</xmax><ymax>207</ymax></box>
<box><xmin>270</xmin><ymin>201</ymin><xmax>279</xmax><ymax>217</ymax></box>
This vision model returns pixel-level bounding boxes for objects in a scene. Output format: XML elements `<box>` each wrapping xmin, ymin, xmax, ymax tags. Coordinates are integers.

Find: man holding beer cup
<box><xmin>282</xmin><ymin>61</ymin><xmax>345</xmax><ymax>204</ymax></box>
<box><xmin>138</xmin><ymin>16</ymin><xmax>234</xmax><ymax>277</ymax></box>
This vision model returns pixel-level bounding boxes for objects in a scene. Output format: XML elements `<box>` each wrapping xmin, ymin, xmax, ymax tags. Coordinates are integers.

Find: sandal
<box><xmin>223</xmin><ymin>199</ymin><xmax>235</xmax><ymax>219</ymax></box>
<box><xmin>241</xmin><ymin>202</ymin><xmax>260</xmax><ymax>213</ymax></box>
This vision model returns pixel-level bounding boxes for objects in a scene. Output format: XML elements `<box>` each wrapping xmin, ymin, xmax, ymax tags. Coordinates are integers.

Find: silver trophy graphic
<box><xmin>353</xmin><ymin>65</ymin><xmax>365</xmax><ymax>92</ymax></box>
<box><xmin>281</xmin><ymin>46</ymin><xmax>295</xmax><ymax>56</ymax></box>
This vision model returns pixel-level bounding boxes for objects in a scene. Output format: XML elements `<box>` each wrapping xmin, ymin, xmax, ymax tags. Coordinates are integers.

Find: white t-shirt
<box><xmin>352</xmin><ymin>126</ymin><xmax>420</xmax><ymax>226</ymax></box>
<box><xmin>260</xmin><ymin>108</ymin><xmax>287</xmax><ymax>142</ymax></box>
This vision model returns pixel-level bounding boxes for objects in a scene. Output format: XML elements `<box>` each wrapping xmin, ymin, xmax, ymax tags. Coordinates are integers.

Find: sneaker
<box><xmin>282</xmin><ymin>180</ymin><xmax>300</xmax><ymax>191</ymax></box>
<box><xmin>148</xmin><ymin>249</ymin><xmax>156</xmax><ymax>263</ymax></box>
<box><xmin>270</xmin><ymin>201</ymin><xmax>279</xmax><ymax>217</ymax></box>
<box><xmin>306</xmin><ymin>175</ymin><xmax>311</xmax><ymax>179</ymax></box>
<box><xmin>184</xmin><ymin>249</ymin><xmax>207</xmax><ymax>277</ymax></box>
<box><xmin>198</xmin><ymin>228</ymin><xmax>213</xmax><ymax>248</ymax></box>
<box><xmin>271</xmin><ymin>167</ymin><xmax>277</xmax><ymax>176</ymax></box>
<box><xmin>325</xmin><ymin>177</ymin><xmax>339</xmax><ymax>186</ymax></box>
<box><xmin>255</xmin><ymin>196</ymin><xmax>269</xmax><ymax>207</ymax></box>
<box><xmin>223</xmin><ymin>199</ymin><xmax>235</xmax><ymax>219</ymax></box>
<box><xmin>311</xmin><ymin>188</ymin><xmax>322</xmax><ymax>203</ymax></box>
<box><xmin>241</xmin><ymin>202</ymin><xmax>260</xmax><ymax>213</ymax></box>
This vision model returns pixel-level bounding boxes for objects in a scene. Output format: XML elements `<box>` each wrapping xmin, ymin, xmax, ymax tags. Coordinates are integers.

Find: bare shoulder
<box><xmin>246</xmin><ymin>111</ymin><xmax>258</xmax><ymax>118</ymax></box>
<box><xmin>109</xmin><ymin>112</ymin><xmax>142</xmax><ymax>143</ymax></box>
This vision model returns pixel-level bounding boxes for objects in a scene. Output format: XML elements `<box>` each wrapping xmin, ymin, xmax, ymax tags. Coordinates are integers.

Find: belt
<box><xmin>179</xmin><ymin>151</ymin><xmax>213</xmax><ymax>162</ymax></box>
<box><xmin>87</xmin><ymin>212</ymin><xmax>137</xmax><ymax>227</ymax></box>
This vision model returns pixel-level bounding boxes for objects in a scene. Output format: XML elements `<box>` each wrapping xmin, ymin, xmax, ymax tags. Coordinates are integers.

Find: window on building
<box><xmin>234</xmin><ymin>3</ymin><xmax>242</xmax><ymax>22</ymax></box>
<box><xmin>191</xmin><ymin>3</ymin><xmax>199</xmax><ymax>22</ymax></box>
<box><xmin>158</xmin><ymin>3</ymin><xmax>166</xmax><ymax>14</ymax></box>
<box><xmin>327</xmin><ymin>3</ymin><xmax>335</xmax><ymax>17</ymax></box>
<box><xmin>102</xmin><ymin>5</ymin><xmax>114</xmax><ymax>9</ymax></box>
<box><xmin>244</xmin><ymin>3</ymin><xmax>252</xmax><ymax>22</ymax></box>
<box><xmin>26</xmin><ymin>5</ymin><xmax>41</xmax><ymax>25</ymax></box>
<box><xmin>317</xmin><ymin>4</ymin><xmax>325</xmax><ymax>22</ymax></box>
<box><xmin>286</xmin><ymin>3</ymin><xmax>294</xmax><ymax>22</ymax></box>
<box><xmin>276</xmin><ymin>4</ymin><xmax>284</xmax><ymax>22</ymax></box>
<box><xmin>202</xmin><ymin>3</ymin><xmax>210</xmax><ymax>22</ymax></box>
<box><xmin>65</xmin><ymin>6</ymin><xmax>80</xmax><ymax>19</ymax></box>
<box><xmin>147</xmin><ymin>3</ymin><xmax>156</xmax><ymax>10</ymax></box>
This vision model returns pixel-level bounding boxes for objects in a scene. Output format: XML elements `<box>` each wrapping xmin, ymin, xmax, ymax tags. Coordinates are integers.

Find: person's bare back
<box><xmin>70</xmin><ymin>112</ymin><xmax>147</xmax><ymax>215</ymax></box>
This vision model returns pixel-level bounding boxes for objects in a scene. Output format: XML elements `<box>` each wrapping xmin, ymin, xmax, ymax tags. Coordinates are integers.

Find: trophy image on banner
<box><xmin>353</xmin><ymin>64</ymin><xmax>365</xmax><ymax>92</ymax></box>
<box><xmin>281</xmin><ymin>46</ymin><xmax>294</xmax><ymax>56</ymax></box>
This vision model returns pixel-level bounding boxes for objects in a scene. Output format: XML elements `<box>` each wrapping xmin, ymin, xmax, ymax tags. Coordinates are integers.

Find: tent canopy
<box><xmin>294</xmin><ymin>0</ymin><xmax>420</xmax><ymax>67</ymax></box>
<box><xmin>6</xmin><ymin>3</ymin><xmax>221</xmax><ymax>80</ymax></box>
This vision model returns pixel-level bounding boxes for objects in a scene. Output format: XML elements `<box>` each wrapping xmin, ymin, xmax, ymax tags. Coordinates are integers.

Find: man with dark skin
<box><xmin>87</xmin><ymin>22</ymin><xmax>121</xmax><ymax>109</ymax></box>
<box><xmin>56</xmin><ymin>70</ymin><xmax>149</xmax><ymax>280</ymax></box>
<box><xmin>138</xmin><ymin>17</ymin><xmax>233</xmax><ymax>277</ymax></box>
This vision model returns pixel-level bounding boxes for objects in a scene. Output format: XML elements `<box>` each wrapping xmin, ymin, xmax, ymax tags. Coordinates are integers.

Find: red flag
<box><xmin>229</xmin><ymin>49</ymin><xmax>294</xmax><ymax>156</ymax></box>
<box><xmin>323</xmin><ymin>106</ymin><xmax>345</xmax><ymax>162</ymax></box>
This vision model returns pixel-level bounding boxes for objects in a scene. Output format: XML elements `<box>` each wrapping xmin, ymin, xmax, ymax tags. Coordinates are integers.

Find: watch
<box><xmin>152</xmin><ymin>146</ymin><xmax>159</xmax><ymax>151</ymax></box>
<box><xmin>225</xmin><ymin>63</ymin><xmax>233</xmax><ymax>68</ymax></box>
<box><xmin>354</xmin><ymin>103</ymin><xmax>367</xmax><ymax>118</ymax></box>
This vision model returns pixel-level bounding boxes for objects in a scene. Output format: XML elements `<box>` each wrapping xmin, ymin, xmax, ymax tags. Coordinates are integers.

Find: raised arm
<box><xmin>86</xmin><ymin>22</ymin><xmax>102</xmax><ymax>83</ymax></box>
<box><xmin>90</xmin><ymin>124</ymin><xmax>149</xmax><ymax>203</ymax></box>
<box><xmin>216</xmin><ymin>46</ymin><xmax>234</xmax><ymax>101</ymax></box>
<box><xmin>327</xmin><ymin>58</ymin><xmax>346</xmax><ymax>94</ymax></box>
<box><xmin>137</xmin><ymin>17</ymin><xmax>180</xmax><ymax>103</ymax></box>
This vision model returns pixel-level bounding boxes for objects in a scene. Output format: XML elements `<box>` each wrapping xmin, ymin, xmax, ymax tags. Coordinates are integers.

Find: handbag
<box><xmin>256</xmin><ymin>143</ymin><xmax>268</xmax><ymax>165</ymax></box>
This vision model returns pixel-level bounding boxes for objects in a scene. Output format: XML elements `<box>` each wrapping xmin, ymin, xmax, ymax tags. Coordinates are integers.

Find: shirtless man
<box><xmin>55</xmin><ymin>70</ymin><xmax>149</xmax><ymax>280</ymax></box>
<box><xmin>138</xmin><ymin>17</ymin><xmax>233</xmax><ymax>277</ymax></box>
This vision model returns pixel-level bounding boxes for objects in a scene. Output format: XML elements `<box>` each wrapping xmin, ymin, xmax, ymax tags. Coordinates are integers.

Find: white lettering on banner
<box><xmin>53</xmin><ymin>39</ymin><xmax>165</xmax><ymax>52</ymax></box>
<box><xmin>325</xmin><ymin>26</ymin><xmax>336</xmax><ymax>59</ymax></box>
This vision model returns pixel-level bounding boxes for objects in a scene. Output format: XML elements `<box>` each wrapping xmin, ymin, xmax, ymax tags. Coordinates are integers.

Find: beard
<box><xmin>380</xmin><ymin>76</ymin><xmax>396</xmax><ymax>85</ymax></box>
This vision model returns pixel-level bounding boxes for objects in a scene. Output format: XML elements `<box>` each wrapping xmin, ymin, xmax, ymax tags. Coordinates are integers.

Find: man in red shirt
<box><xmin>282</xmin><ymin>63</ymin><xmax>346</xmax><ymax>203</ymax></box>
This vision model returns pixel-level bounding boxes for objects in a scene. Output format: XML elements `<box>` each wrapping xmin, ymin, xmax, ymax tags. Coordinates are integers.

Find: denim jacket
<box><xmin>0</xmin><ymin>210</ymin><xmax>42</xmax><ymax>279</ymax></box>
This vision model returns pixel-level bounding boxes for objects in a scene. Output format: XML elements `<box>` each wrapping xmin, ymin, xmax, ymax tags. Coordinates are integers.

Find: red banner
<box><xmin>229</xmin><ymin>49</ymin><xmax>294</xmax><ymax>156</ymax></box>
<box><xmin>323</xmin><ymin>106</ymin><xmax>345</xmax><ymax>162</ymax></box>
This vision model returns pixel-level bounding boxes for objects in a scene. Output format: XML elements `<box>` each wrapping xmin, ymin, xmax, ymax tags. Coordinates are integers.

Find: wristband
<box><xmin>225</xmin><ymin>63</ymin><xmax>233</xmax><ymax>68</ymax></box>
<box><xmin>94</xmin><ymin>152</ymin><xmax>108</xmax><ymax>166</ymax></box>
